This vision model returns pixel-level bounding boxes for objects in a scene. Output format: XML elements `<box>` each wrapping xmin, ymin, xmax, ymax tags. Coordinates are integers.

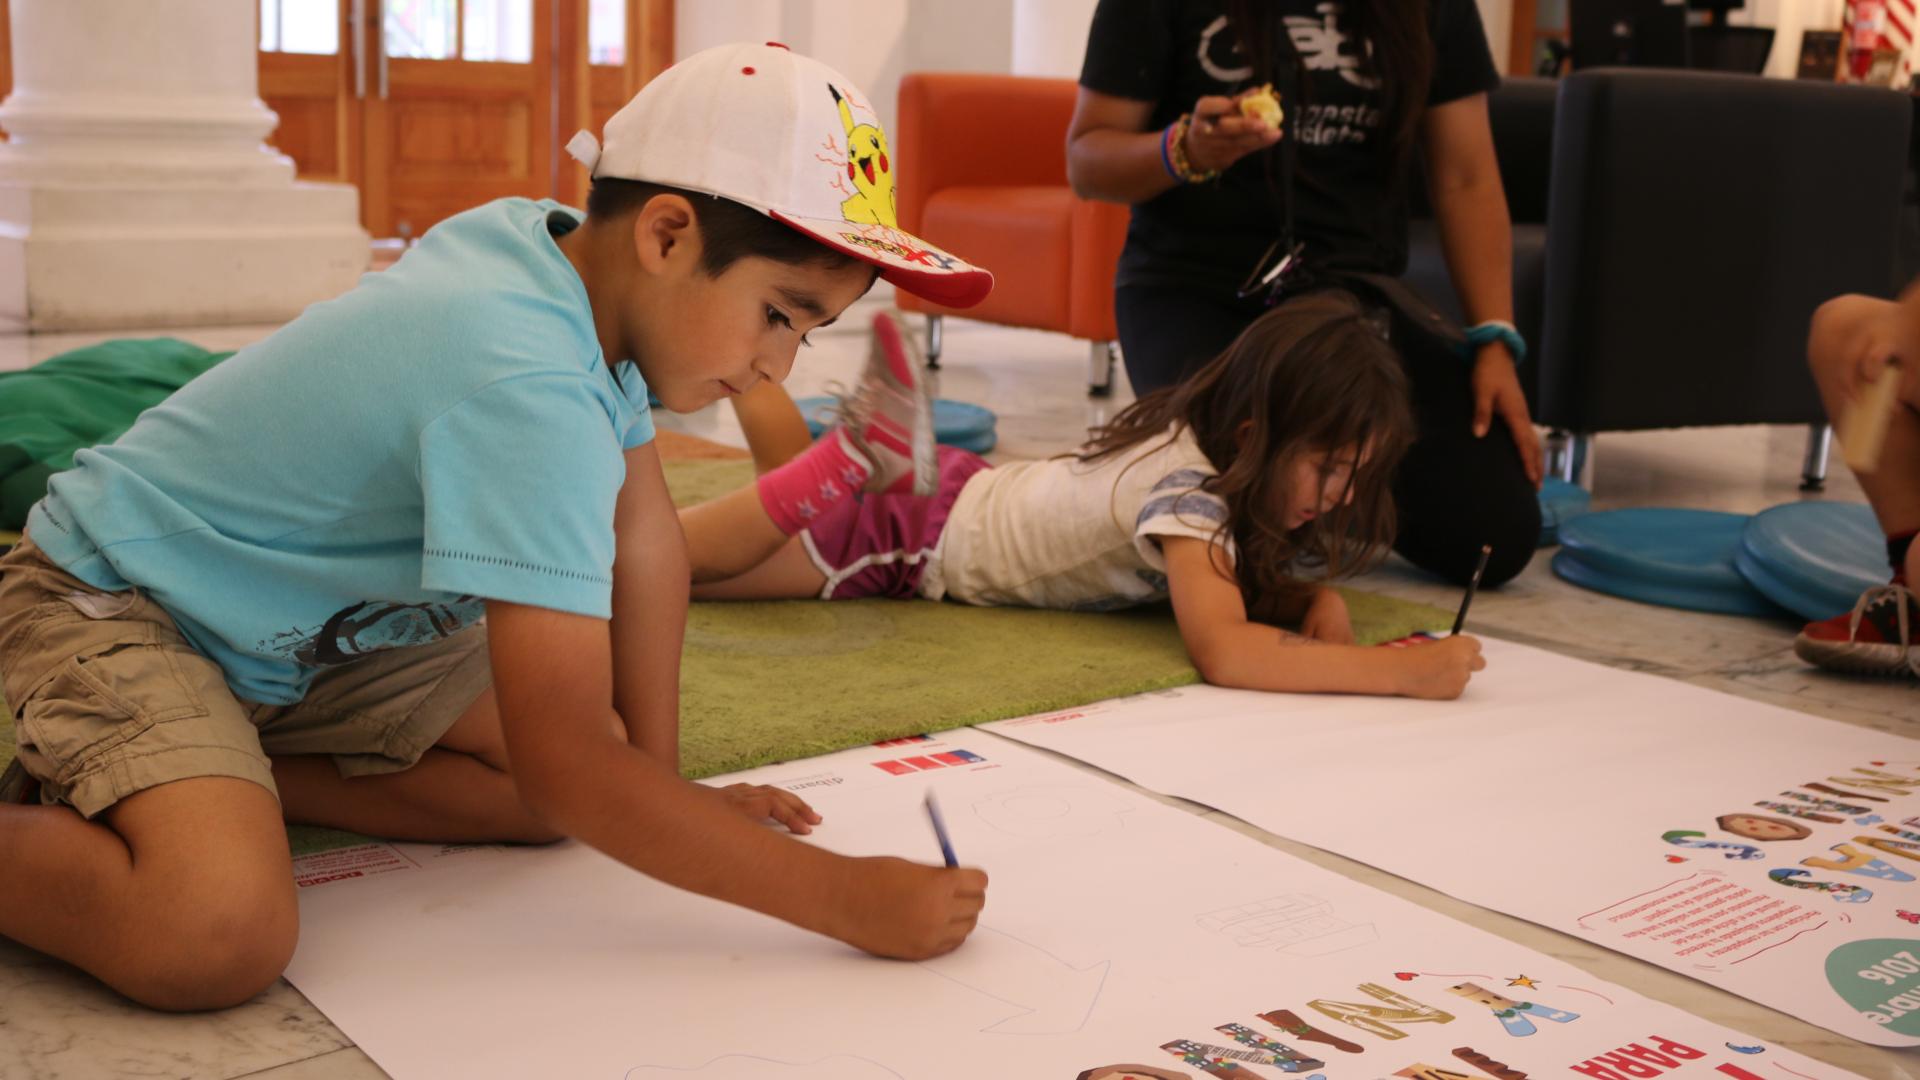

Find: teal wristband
<box><xmin>1463</xmin><ymin>320</ymin><xmax>1526</xmax><ymax>365</ymax></box>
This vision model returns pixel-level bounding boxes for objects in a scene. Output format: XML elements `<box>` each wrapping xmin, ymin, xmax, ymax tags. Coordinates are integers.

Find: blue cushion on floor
<box><xmin>797</xmin><ymin>396</ymin><xmax>997</xmax><ymax>454</ymax></box>
<box><xmin>1537</xmin><ymin>478</ymin><xmax>1591</xmax><ymax>547</ymax></box>
<box><xmin>1552</xmin><ymin>508</ymin><xmax>1791</xmax><ymax>617</ymax></box>
<box><xmin>796</xmin><ymin>396</ymin><xmax>837</xmax><ymax>436</ymax></box>
<box><xmin>933</xmin><ymin>399</ymin><xmax>998</xmax><ymax>454</ymax></box>
<box><xmin>1734</xmin><ymin>501</ymin><xmax>1886</xmax><ymax>622</ymax></box>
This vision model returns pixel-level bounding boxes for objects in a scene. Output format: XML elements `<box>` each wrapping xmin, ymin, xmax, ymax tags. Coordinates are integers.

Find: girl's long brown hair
<box><xmin>1080</xmin><ymin>291</ymin><xmax>1414</xmax><ymax>621</ymax></box>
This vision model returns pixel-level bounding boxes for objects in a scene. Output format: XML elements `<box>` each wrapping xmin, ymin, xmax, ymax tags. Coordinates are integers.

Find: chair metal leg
<box><xmin>1801</xmin><ymin>422</ymin><xmax>1832</xmax><ymax>492</ymax></box>
<box><xmin>925</xmin><ymin>314</ymin><xmax>942</xmax><ymax>370</ymax></box>
<box><xmin>1088</xmin><ymin>340</ymin><xmax>1116</xmax><ymax>397</ymax></box>
<box><xmin>1546</xmin><ymin>430</ymin><xmax>1573</xmax><ymax>483</ymax></box>
<box><xmin>1546</xmin><ymin>430</ymin><xmax>1593</xmax><ymax>486</ymax></box>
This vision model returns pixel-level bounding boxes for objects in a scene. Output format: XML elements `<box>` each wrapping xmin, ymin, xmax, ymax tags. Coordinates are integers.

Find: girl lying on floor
<box><xmin>681</xmin><ymin>291</ymin><xmax>1486</xmax><ymax>699</ymax></box>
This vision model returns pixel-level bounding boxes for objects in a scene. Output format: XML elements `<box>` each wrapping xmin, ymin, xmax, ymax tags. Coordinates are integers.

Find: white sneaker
<box><xmin>838</xmin><ymin>311</ymin><xmax>936</xmax><ymax>496</ymax></box>
<box><xmin>1794</xmin><ymin>583</ymin><xmax>1920</xmax><ymax>678</ymax></box>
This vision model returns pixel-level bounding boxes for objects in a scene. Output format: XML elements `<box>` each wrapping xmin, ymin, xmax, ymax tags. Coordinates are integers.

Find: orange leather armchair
<box><xmin>895</xmin><ymin>73</ymin><xmax>1130</xmax><ymax>395</ymax></box>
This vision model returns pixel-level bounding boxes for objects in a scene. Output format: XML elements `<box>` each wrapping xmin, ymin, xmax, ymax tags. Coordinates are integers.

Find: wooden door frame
<box><xmin>15</xmin><ymin>0</ymin><xmax>676</xmax><ymax>225</ymax></box>
<box><xmin>1509</xmin><ymin>0</ymin><xmax>1539</xmax><ymax>76</ymax></box>
<box><xmin>257</xmin><ymin>0</ymin><xmax>364</xmax><ymax>190</ymax></box>
<box><xmin>0</xmin><ymin>0</ymin><xmax>12</xmax><ymax>116</ymax></box>
<box><xmin>556</xmin><ymin>0</ymin><xmax>591</xmax><ymax>207</ymax></box>
<box><xmin>556</xmin><ymin>0</ymin><xmax>675</xmax><ymax>208</ymax></box>
<box><xmin>637</xmin><ymin>0</ymin><xmax>674</xmax><ymax>89</ymax></box>
<box><xmin>365</xmin><ymin>0</ymin><xmax>559</xmax><ymax>238</ymax></box>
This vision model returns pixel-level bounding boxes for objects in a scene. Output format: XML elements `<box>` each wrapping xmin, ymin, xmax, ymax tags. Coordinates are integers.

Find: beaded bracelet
<box><xmin>1158</xmin><ymin>119</ymin><xmax>1182</xmax><ymax>182</ymax></box>
<box><xmin>1464</xmin><ymin>320</ymin><xmax>1527</xmax><ymax>365</ymax></box>
<box><xmin>1162</xmin><ymin>113</ymin><xmax>1220</xmax><ymax>184</ymax></box>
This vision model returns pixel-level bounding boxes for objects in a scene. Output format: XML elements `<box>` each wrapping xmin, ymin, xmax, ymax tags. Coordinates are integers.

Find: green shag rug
<box><xmin>0</xmin><ymin>459</ymin><xmax>1449</xmax><ymax>855</ymax></box>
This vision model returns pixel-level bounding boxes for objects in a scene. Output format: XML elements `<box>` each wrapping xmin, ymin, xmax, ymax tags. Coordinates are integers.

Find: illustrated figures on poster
<box><xmin>1801</xmin><ymin>843</ymin><xmax>1917</xmax><ymax>882</ymax></box>
<box><xmin>1077</xmin><ymin>1067</ymin><xmax>1194</xmax><ymax>1080</ymax></box>
<box><xmin>1767</xmin><ymin>868</ymin><xmax>1873</xmax><ymax>903</ymax></box>
<box><xmin>1661</xmin><ymin>830</ymin><xmax>1763</xmax><ymax>861</ymax></box>
<box><xmin>1446</xmin><ymin>983</ymin><xmax>1581</xmax><ymax>1038</ymax></box>
<box><xmin>1723</xmin><ymin>811</ymin><xmax>1823</xmax><ymax>835</ymax></box>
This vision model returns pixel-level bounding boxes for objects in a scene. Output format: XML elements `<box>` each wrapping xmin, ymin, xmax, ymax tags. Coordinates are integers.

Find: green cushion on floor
<box><xmin>2</xmin><ymin>458</ymin><xmax>1451</xmax><ymax>856</ymax></box>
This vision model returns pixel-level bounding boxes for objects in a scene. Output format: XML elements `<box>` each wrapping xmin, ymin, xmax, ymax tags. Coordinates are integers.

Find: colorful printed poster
<box><xmin>285</xmin><ymin>730</ymin><xmax>1855</xmax><ymax>1078</ymax></box>
<box><xmin>985</xmin><ymin>637</ymin><xmax>1920</xmax><ymax>1048</ymax></box>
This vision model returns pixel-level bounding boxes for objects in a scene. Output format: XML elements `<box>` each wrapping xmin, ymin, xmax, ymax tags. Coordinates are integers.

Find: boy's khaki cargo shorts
<box><xmin>0</xmin><ymin>535</ymin><xmax>491</xmax><ymax>817</ymax></box>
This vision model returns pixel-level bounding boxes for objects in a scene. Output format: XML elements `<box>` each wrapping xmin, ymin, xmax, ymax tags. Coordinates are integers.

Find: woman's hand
<box><xmin>1470</xmin><ymin>341</ymin><xmax>1544</xmax><ymax>488</ymax></box>
<box><xmin>1300</xmin><ymin>587</ymin><xmax>1355</xmax><ymax>645</ymax></box>
<box><xmin>1184</xmin><ymin>91</ymin><xmax>1284</xmax><ymax>174</ymax></box>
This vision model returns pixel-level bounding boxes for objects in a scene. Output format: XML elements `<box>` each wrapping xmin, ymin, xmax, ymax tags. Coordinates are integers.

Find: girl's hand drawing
<box><xmin>1299</xmin><ymin>588</ymin><xmax>1354</xmax><ymax>645</ymax></box>
<box><xmin>1394</xmin><ymin>634</ymin><xmax>1486</xmax><ymax>700</ymax></box>
<box><xmin>831</xmin><ymin>856</ymin><xmax>989</xmax><ymax>961</ymax></box>
<box><xmin>712</xmin><ymin>782</ymin><xmax>823</xmax><ymax>835</ymax></box>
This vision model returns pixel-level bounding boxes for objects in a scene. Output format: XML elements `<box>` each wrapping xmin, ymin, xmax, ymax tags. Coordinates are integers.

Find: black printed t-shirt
<box><xmin>1080</xmin><ymin>0</ymin><xmax>1499</xmax><ymax>293</ymax></box>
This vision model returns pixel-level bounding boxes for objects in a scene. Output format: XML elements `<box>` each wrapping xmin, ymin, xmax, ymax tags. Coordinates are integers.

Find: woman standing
<box><xmin>1067</xmin><ymin>0</ymin><xmax>1542</xmax><ymax>586</ymax></box>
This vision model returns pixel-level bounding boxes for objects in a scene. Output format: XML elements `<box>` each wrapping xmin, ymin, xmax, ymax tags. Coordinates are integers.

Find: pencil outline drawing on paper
<box><xmin>970</xmin><ymin>784</ymin><xmax>1137</xmax><ymax>839</ymax></box>
<box><xmin>917</xmin><ymin>925</ymin><xmax>1111</xmax><ymax>1035</ymax></box>
<box><xmin>1196</xmin><ymin>894</ymin><xmax>1380</xmax><ymax>956</ymax></box>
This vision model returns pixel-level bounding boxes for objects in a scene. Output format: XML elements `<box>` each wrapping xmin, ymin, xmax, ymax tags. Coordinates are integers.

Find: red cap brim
<box><xmin>770</xmin><ymin>211</ymin><xmax>994</xmax><ymax>309</ymax></box>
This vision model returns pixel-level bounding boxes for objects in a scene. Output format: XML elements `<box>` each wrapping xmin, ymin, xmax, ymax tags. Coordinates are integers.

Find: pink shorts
<box><xmin>799</xmin><ymin>446</ymin><xmax>992</xmax><ymax>600</ymax></box>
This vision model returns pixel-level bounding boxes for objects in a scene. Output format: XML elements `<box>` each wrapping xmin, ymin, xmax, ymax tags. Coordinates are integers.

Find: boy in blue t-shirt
<box><xmin>0</xmin><ymin>42</ymin><xmax>993</xmax><ymax>1010</ymax></box>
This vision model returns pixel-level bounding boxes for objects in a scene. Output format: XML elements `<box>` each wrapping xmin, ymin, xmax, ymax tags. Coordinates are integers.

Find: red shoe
<box><xmin>1794</xmin><ymin>583</ymin><xmax>1920</xmax><ymax>678</ymax></box>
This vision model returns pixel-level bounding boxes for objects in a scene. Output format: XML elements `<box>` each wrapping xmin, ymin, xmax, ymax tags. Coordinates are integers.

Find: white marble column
<box><xmin>0</xmin><ymin>0</ymin><xmax>369</xmax><ymax>331</ymax></box>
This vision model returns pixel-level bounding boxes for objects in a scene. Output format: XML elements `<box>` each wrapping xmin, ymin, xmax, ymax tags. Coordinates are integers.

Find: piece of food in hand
<box><xmin>1239</xmin><ymin>84</ymin><xmax>1283</xmax><ymax>128</ymax></box>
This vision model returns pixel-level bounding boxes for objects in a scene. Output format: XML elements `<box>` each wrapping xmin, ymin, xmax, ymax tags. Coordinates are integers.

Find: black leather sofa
<box><xmin>1405</xmin><ymin>70</ymin><xmax>1912</xmax><ymax>487</ymax></box>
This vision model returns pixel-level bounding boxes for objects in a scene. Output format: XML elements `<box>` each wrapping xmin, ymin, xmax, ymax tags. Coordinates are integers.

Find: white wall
<box><xmin>1728</xmin><ymin>0</ymin><xmax>1848</xmax><ymax>78</ymax></box>
<box><xmin>1011</xmin><ymin>0</ymin><xmax>1098</xmax><ymax>78</ymax></box>
<box><xmin>676</xmin><ymin>0</ymin><xmax>1012</xmax><ymax>137</ymax></box>
<box><xmin>674</xmin><ymin>0</ymin><xmax>785</xmax><ymax>60</ymax></box>
<box><xmin>1476</xmin><ymin>0</ymin><xmax>1513</xmax><ymax>72</ymax></box>
<box><xmin>910</xmin><ymin>0</ymin><xmax>1016</xmax><ymax>75</ymax></box>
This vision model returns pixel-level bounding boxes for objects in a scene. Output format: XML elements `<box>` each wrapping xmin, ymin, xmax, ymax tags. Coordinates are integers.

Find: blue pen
<box><xmin>924</xmin><ymin>791</ymin><xmax>958</xmax><ymax>868</ymax></box>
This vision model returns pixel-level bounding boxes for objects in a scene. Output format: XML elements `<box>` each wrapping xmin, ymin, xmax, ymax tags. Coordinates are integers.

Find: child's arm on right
<box><xmin>486</xmin><ymin>600</ymin><xmax>988</xmax><ymax>960</ymax></box>
<box><xmin>1161</xmin><ymin>536</ymin><xmax>1485</xmax><ymax>699</ymax></box>
<box><xmin>1820</xmin><ymin>287</ymin><xmax>1920</xmax><ymax>405</ymax></box>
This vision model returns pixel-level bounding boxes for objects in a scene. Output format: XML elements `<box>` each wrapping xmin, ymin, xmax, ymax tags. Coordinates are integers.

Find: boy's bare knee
<box><xmin>1808</xmin><ymin>294</ymin><xmax>1880</xmax><ymax>376</ymax></box>
<box><xmin>117</xmin><ymin>876</ymin><xmax>298</xmax><ymax>1011</ymax></box>
<box><xmin>119</xmin><ymin>924</ymin><xmax>296</xmax><ymax>1011</ymax></box>
<box><xmin>130</xmin><ymin>951</ymin><xmax>287</xmax><ymax>1012</ymax></box>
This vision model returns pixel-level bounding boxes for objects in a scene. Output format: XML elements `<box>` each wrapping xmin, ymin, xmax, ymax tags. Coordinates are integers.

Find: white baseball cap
<box><xmin>566</xmin><ymin>41</ymin><xmax>993</xmax><ymax>309</ymax></box>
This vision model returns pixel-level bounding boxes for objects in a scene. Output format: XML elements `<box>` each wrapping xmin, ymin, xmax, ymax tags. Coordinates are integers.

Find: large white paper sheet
<box><xmin>985</xmin><ymin>637</ymin><xmax>1920</xmax><ymax>1049</ymax></box>
<box><xmin>286</xmin><ymin>730</ymin><xmax>1855</xmax><ymax>1079</ymax></box>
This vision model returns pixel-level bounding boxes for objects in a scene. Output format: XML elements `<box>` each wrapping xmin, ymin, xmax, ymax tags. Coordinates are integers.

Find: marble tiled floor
<box><xmin>1</xmin><ymin>306</ymin><xmax>1915</xmax><ymax>1078</ymax></box>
